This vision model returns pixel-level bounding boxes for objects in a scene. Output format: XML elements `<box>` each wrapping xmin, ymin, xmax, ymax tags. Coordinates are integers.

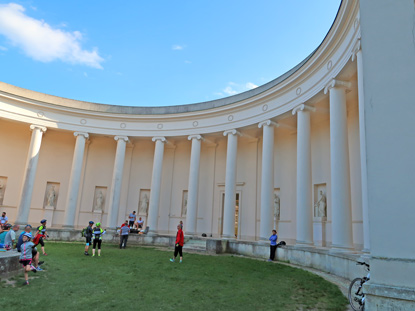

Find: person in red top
<box><xmin>170</xmin><ymin>224</ymin><xmax>184</xmax><ymax>263</ymax></box>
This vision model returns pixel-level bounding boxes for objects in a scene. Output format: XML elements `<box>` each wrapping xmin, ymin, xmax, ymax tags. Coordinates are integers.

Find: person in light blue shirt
<box><xmin>268</xmin><ymin>230</ymin><xmax>278</xmax><ymax>262</ymax></box>
<box><xmin>119</xmin><ymin>220</ymin><xmax>130</xmax><ymax>249</ymax></box>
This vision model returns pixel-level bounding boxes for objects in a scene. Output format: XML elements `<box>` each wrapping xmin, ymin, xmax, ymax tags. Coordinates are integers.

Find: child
<box><xmin>19</xmin><ymin>232</ymin><xmax>37</xmax><ymax>285</ymax></box>
<box><xmin>170</xmin><ymin>224</ymin><xmax>184</xmax><ymax>263</ymax></box>
<box><xmin>268</xmin><ymin>230</ymin><xmax>278</xmax><ymax>262</ymax></box>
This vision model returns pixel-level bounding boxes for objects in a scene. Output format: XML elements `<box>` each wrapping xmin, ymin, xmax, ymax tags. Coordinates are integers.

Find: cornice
<box><xmin>0</xmin><ymin>0</ymin><xmax>359</xmax><ymax>138</ymax></box>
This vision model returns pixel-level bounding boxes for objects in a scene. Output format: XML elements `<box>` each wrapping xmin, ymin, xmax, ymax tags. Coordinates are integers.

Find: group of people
<box><xmin>83</xmin><ymin>221</ymin><xmax>106</xmax><ymax>256</ymax></box>
<box><xmin>128</xmin><ymin>211</ymin><xmax>144</xmax><ymax>230</ymax></box>
<box><xmin>0</xmin><ymin>218</ymin><xmax>49</xmax><ymax>286</ymax></box>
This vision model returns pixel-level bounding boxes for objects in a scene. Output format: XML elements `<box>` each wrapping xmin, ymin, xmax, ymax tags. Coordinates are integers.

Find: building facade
<box><xmin>0</xmin><ymin>0</ymin><xmax>414</xmax><ymax>309</ymax></box>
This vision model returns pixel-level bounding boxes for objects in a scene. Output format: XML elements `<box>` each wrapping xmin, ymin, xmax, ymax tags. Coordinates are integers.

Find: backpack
<box><xmin>276</xmin><ymin>241</ymin><xmax>286</xmax><ymax>247</ymax></box>
<box><xmin>81</xmin><ymin>227</ymin><xmax>87</xmax><ymax>237</ymax></box>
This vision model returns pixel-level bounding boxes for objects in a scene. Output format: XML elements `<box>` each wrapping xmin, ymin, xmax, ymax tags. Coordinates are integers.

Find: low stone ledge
<box><xmin>0</xmin><ymin>251</ymin><xmax>20</xmax><ymax>276</ymax></box>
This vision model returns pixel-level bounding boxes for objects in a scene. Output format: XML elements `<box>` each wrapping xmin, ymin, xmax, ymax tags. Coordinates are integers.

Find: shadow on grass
<box><xmin>1</xmin><ymin>242</ymin><xmax>348</xmax><ymax>310</ymax></box>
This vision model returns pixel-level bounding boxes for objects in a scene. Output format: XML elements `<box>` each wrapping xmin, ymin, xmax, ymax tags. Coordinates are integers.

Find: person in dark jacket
<box><xmin>84</xmin><ymin>221</ymin><xmax>94</xmax><ymax>256</ymax></box>
<box><xmin>170</xmin><ymin>224</ymin><xmax>184</xmax><ymax>263</ymax></box>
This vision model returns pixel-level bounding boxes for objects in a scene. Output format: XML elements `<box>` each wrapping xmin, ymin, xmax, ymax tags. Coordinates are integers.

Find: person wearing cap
<box><xmin>17</xmin><ymin>225</ymin><xmax>43</xmax><ymax>271</ymax></box>
<box><xmin>92</xmin><ymin>222</ymin><xmax>106</xmax><ymax>257</ymax></box>
<box><xmin>4</xmin><ymin>224</ymin><xmax>19</xmax><ymax>248</ymax></box>
<box><xmin>84</xmin><ymin>221</ymin><xmax>94</xmax><ymax>256</ymax></box>
<box><xmin>119</xmin><ymin>220</ymin><xmax>130</xmax><ymax>249</ymax></box>
<box><xmin>34</xmin><ymin>219</ymin><xmax>49</xmax><ymax>255</ymax></box>
<box><xmin>19</xmin><ymin>232</ymin><xmax>38</xmax><ymax>285</ymax></box>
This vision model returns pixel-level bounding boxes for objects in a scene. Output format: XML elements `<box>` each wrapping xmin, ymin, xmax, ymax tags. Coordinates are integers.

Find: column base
<box><xmin>295</xmin><ymin>241</ymin><xmax>314</xmax><ymax>248</ymax></box>
<box><xmin>329</xmin><ymin>244</ymin><xmax>355</xmax><ymax>253</ymax></box>
<box><xmin>62</xmin><ymin>225</ymin><xmax>74</xmax><ymax>229</ymax></box>
<box><xmin>221</xmin><ymin>234</ymin><xmax>236</xmax><ymax>240</ymax></box>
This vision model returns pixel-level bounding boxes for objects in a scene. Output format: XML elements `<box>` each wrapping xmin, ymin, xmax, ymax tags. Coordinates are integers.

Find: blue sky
<box><xmin>0</xmin><ymin>1</ymin><xmax>341</xmax><ymax>107</ymax></box>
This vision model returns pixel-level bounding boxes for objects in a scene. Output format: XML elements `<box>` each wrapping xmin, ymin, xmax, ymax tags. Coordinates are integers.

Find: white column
<box><xmin>63</xmin><ymin>132</ymin><xmax>89</xmax><ymax>228</ymax></box>
<box><xmin>15</xmin><ymin>125</ymin><xmax>47</xmax><ymax>225</ymax></box>
<box><xmin>324</xmin><ymin>79</ymin><xmax>354</xmax><ymax>250</ymax></box>
<box><xmin>258</xmin><ymin>120</ymin><xmax>277</xmax><ymax>240</ymax></box>
<box><xmin>107</xmin><ymin>136</ymin><xmax>129</xmax><ymax>229</ymax></box>
<box><xmin>147</xmin><ymin>137</ymin><xmax>167</xmax><ymax>234</ymax></box>
<box><xmin>293</xmin><ymin>104</ymin><xmax>315</xmax><ymax>246</ymax></box>
<box><xmin>186</xmin><ymin>134</ymin><xmax>203</xmax><ymax>236</ymax></box>
<box><xmin>353</xmin><ymin>39</ymin><xmax>370</xmax><ymax>253</ymax></box>
<box><xmin>222</xmin><ymin>129</ymin><xmax>240</xmax><ymax>239</ymax></box>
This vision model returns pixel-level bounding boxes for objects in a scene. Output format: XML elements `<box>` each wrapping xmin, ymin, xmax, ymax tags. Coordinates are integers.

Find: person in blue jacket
<box><xmin>268</xmin><ymin>230</ymin><xmax>278</xmax><ymax>262</ymax></box>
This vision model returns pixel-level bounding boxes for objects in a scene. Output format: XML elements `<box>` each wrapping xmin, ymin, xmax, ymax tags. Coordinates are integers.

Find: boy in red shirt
<box><xmin>170</xmin><ymin>224</ymin><xmax>184</xmax><ymax>263</ymax></box>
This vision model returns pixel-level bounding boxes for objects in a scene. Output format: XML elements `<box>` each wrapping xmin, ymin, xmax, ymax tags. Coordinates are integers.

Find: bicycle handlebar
<box><xmin>357</xmin><ymin>261</ymin><xmax>370</xmax><ymax>268</ymax></box>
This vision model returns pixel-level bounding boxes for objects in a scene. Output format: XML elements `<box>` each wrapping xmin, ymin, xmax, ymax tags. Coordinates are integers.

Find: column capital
<box><xmin>258</xmin><ymin>120</ymin><xmax>278</xmax><ymax>129</ymax></box>
<box><xmin>223</xmin><ymin>129</ymin><xmax>241</xmax><ymax>137</ymax></box>
<box><xmin>30</xmin><ymin>124</ymin><xmax>47</xmax><ymax>133</ymax></box>
<box><xmin>114</xmin><ymin>136</ymin><xmax>129</xmax><ymax>143</ymax></box>
<box><xmin>324</xmin><ymin>79</ymin><xmax>352</xmax><ymax>94</ymax></box>
<box><xmin>152</xmin><ymin>136</ymin><xmax>167</xmax><ymax>143</ymax></box>
<box><xmin>351</xmin><ymin>38</ymin><xmax>362</xmax><ymax>61</ymax></box>
<box><xmin>74</xmin><ymin>132</ymin><xmax>89</xmax><ymax>139</ymax></box>
<box><xmin>292</xmin><ymin>104</ymin><xmax>316</xmax><ymax>115</ymax></box>
<box><xmin>188</xmin><ymin>134</ymin><xmax>204</xmax><ymax>141</ymax></box>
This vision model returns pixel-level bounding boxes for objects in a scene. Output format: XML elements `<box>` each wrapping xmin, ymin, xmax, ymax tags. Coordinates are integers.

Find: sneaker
<box><xmin>98</xmin><ymin>254</ymin><xmax>101</xmax><ymax>257</ymax></box>
<box><xmin>30</xmin><ymin>266</ymin><xmax>37</xmax><ymax>273</ymax></box>
<box><xmin>38</xmin><ymin>261</ymin><xmax>45</xmax><ymax>266</ymax></box>
<box><xmin>84</xmin><ymin>252</ymin><xmax>89</xmax><ymax>256</ymax></box>
<box><xmin>23</xmin><ymin>281</ymin><xmax>29</xmax><ymax>286</ymax></box>
<box><xmin>169</xmin><ymin>258</ymin><xmax>175</xmax><ymax>262</ymax></box>
<box><xmin>36</xmin><ymin>266</ymin><xmax>43</xmax><ymax>271</ymax></box>
<box><xmin>92</xmin><ymin>254</ymin><xmax>95</xmax><ymax>257</ymax></box>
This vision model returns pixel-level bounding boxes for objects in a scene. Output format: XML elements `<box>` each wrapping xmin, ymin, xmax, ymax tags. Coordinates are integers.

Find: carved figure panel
<box><xmin>93</xmin><ymin>187</ymin><xmax>107</xmax><ymax>212</ymax></box>
<box><xmin>181</xmin><ymin>190</ymin><xmax>188</xmax><ymax>217</ymax></box>
<box><xmin>138</xmin><ymin>189</ymin><xmax>150</xmax><ymax>216</ymax></box>
<box><xmin>44</xmin><ymin>182</ymin><xmax>60</xmax><ymax>209</ymax></box>
<box><xmin>273</xmin><ymin>188</ymin><xmax>280</xmax><ymax>229</ymax></box>
<box><xmin>0</xmin><ymin>176</ymin><xmax>7</xmax><ymax>206</ymax></box>
<box><xmin>313</xmin><ymin>184</ymin><xmax>327</xmax><ymax>218</ymax></box>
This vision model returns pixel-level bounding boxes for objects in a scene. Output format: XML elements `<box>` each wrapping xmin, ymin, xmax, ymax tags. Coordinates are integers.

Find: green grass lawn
<box><xmin>1</xmin><ymin>242</ymin><xmax>348</xmax><ymax>310</ymax></box>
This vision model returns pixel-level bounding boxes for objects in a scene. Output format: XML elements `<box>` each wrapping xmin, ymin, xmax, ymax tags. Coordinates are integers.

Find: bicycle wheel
<box><xmin>348</xmin><ymin>277</ymin><xmax>365</xmax><ymax>311</ymax></box>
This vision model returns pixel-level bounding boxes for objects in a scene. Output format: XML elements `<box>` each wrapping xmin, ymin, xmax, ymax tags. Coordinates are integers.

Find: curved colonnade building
<box><xmin>1</xmin><ymin>0</ymin><xmax>414</xmax><ymax>309</ymax></box>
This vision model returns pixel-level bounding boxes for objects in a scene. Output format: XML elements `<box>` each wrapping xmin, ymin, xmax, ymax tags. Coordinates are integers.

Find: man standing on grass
<box><xmin>84</xmin><ymin>221</ymin><xmax>94</xmax><ymax>256</ymax></box>
<box><xmin>120</xmin><ymin>220</ymin><xmax>130</xmax><ymax>249</ymax></box>
<box><xmin>170</xmin><ymin>224</ymin><xmax>184</xmax><ymax>263</ymax></box>
<box><xmin>268</xmin><ymin>230</ymin><xmax>278</xmax><ymax>262</ymax></box>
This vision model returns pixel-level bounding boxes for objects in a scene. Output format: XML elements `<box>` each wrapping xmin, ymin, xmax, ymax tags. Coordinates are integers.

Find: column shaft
<box><xmin>295</xmin><ymin>109</ymin><xmax>313</xmax><ymax>245</ymax></box>
<box><xmin>222</xmin><ymin>130</ymin><xmax>238</xmax><ymax>238</ymax></box>
<box><xmin>186</xmin><ymin>135</ymin><xmax>202</xmax><ymax>235</ymax></box>
<box><xmin>259</xmin><ymin>122</ymin><xmax>275</xmax><ymax>240</ymax></box>
<box><xmin>63</xmin><ymin>132</ymin><xmax>88</xmax><ymax>228</ymax></box>
<box><xmin>15</xmin><ymin>125</ymin><xmax>46</xmax><ymax>225</ymax></box>
<box><xmin>147</xmin><ymin>137</ymin><xmax>166</xmax><ymax>234</ymax></box>
<box><xmin>329</xmin><ymin>85</ymin><xmax>354</xmax><ymax>250</ymax></box>
<box><xmin>356</xmin><ymin>48</ymin><xmax>370</xmax><ymax>252</ymax></box>
<box><xmin>107</xmin><ymin>136</ymin><xmax>128</xmax><ymax>229</ymax></box>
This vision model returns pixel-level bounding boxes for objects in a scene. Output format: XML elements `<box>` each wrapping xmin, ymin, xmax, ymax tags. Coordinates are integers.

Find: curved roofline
<box><xmin>0</xmin><ymin>1</ymin><xmax>342</xmax><ymax>115</ymax></box>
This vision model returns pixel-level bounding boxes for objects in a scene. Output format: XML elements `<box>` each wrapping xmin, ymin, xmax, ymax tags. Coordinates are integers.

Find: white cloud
<box><xmin>246</xmin><ymin>82</ymin><xmax>258</xmax><ymax>89</ymax></box>
<box><xmin>0</xmin><ymin>45</ymin><xmax>7</xmax><ymax>51</ymax></box>
<box><xmin>220</xmin><ymin>81</ymin><xmax>259</xmax><ymax>96</ymax></box>
<box><xmin>0</xmin><ymin>3</ymin><xmax>104</xmax><ymax>69</ymax></box>
<box><xmin>172</xmin><ymin>45</ymin><xmax>184</xmax><ymax>50</ymax></box>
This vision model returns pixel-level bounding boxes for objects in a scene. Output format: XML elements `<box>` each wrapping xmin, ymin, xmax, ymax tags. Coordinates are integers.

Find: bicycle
<box><xmin>348</xmin><ymin>261</ymin><xmax>370</xmax><ymax>311</ymax></box>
